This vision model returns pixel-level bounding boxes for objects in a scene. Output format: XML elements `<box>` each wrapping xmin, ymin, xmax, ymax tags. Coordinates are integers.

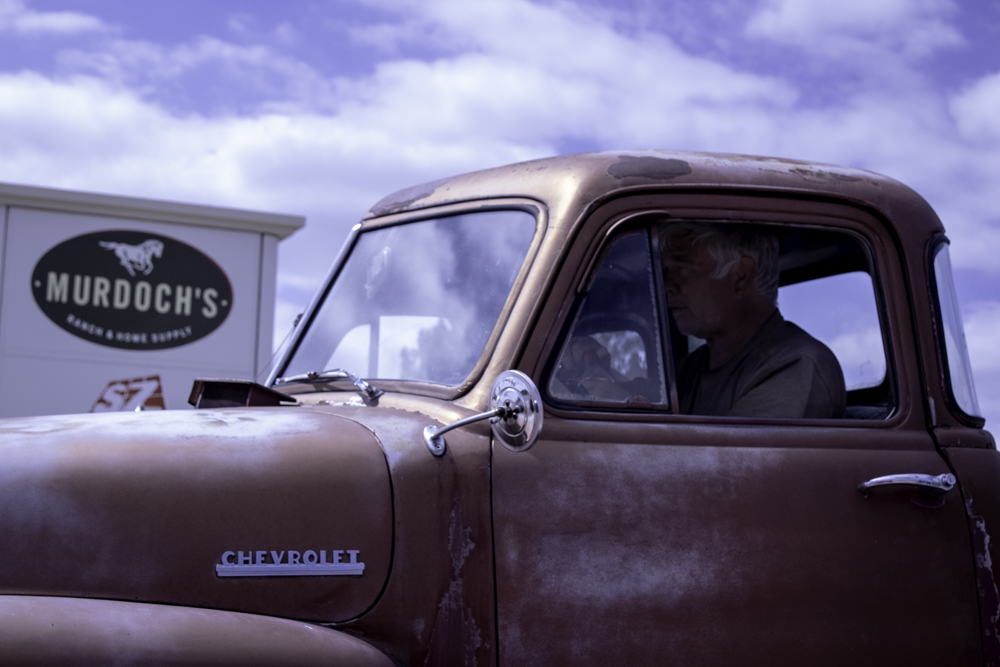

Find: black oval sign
<box><xmin>31</xmin><ymin>230</ymin><xmax>233</xmax><ymax>350</ymax></box>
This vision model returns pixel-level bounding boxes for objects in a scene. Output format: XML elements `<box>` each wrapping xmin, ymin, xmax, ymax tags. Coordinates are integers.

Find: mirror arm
<box><xmin>423</xmin><ymin>406</ymin><xmax>512</xmax><ymax>457</ymax></box>
<box><xmin>423</xmin><ymin>369</ymin><xmax>543</xmax><ymax>458</ymax></box>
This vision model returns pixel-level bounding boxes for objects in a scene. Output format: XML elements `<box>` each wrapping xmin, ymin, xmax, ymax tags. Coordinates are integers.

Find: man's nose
<box><xmin>663</xmin><ymin>271</ymin><xmax>678</xmax><ymax>294</ymax></box>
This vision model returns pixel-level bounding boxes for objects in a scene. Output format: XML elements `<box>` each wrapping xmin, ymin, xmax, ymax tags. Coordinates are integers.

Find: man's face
<box><xmin>662</xmin><ymin>237</ymin><xmax>738</xmax><ymax>341</ymax></box>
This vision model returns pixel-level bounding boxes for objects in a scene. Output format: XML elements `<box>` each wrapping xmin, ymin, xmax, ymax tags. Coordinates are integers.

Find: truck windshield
<box><xmin>281</xmin><ymin>209</ymin><xmax>537</xmax><ymax>386</ymax></box>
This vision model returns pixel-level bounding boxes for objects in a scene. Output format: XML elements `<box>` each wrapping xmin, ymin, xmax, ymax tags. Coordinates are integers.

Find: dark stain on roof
<box><xmin>608</xmin><ymin>155</ymin><xmax>692</xmax><ymax>181</ymax></box>
<box><xmin>369</xmin><ymin>177</ymin><xmax>451</xmax><ymax>217</ymax></box>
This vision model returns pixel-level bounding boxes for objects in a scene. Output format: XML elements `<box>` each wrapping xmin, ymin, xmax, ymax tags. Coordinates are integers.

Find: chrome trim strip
<box><xmin>266</xmin><ymin>223</ymin><xmax>363</xmax><ymax>386</ymax></box>
<box><xmin>216</xmin><ymin>563</ymin><xmax>364</xmax><ymax>577</ymax></box>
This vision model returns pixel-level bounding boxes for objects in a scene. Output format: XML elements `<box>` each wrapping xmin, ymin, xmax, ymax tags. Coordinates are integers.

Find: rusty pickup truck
<box><xmin>0</xmin><ymin>151</ymin><xmax>995</xmax><ymax>665</ymax></box>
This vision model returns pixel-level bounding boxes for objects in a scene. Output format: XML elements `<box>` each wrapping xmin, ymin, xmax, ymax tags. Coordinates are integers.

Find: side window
<box><xmin>548</xmin><ymin>230</ymin><xmax>668</xmax><ymax>407</ymax></box>
<box><xmin>662</xmin><ymin>221</ymin><xmax>891</xmax><ymax>420</ymax></box>
<box><xmin>932</xmin><ymin>242</ymin><xmax>983</xmax><ymax>419</ymax></box>
<box><xmin>546</xmin><ymin>218</ymin><xmax>894</xmax><ymax>421</ymax></box>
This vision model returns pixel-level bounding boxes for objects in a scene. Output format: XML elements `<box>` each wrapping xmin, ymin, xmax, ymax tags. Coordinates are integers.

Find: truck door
<box><xmin>492</xmin><ymin>202</ymin><xmax>981</xmax><ymax>665</ymax></box>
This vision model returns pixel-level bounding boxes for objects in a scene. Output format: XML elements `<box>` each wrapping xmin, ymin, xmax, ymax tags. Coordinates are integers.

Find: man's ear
<box><xmin>731</xmin><ymin>257</ymin><xmax>756</xmax><ymax>295</ymax></box>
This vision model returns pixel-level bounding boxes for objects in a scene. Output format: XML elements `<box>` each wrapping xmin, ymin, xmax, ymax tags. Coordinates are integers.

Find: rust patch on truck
<box><xmin>425</xmin><ymin>507</ymin><xmax>482</xmax><ymax>666</ymax></box>
<box><xmin>967</xmin><ymin>494</ymin><xmax>1000</xmax><ymax>664</ymax></box>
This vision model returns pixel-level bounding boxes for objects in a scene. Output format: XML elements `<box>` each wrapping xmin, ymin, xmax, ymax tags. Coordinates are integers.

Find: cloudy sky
<box><xmin>1</xmin><ymin>0</ymin><xmax>998</xmax><ymax>425</ymax></box>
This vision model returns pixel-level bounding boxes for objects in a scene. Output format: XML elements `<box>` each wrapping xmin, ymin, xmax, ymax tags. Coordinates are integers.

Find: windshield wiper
<box><xmin>273</xmin><ymin>369</ymin><xmax>383</xmax><ymax>406</ymax></box>
<box><xmin>275</xmin><ymin>369</ymin><xmax>348</xmax><ymax>385</ymax></box>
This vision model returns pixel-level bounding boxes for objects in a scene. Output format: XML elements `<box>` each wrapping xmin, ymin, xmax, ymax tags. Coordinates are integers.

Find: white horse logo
<box><xmin>99</xmin><ymin>239</ymin><xmax>164</xmax><ymax>277</ymax></box>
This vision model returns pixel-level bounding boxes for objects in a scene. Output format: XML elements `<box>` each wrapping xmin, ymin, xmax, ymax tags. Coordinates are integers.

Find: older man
<box><xmin>661</xmin><ymin>222</ymin><xmax>846</xmax><ymax>419</ymax></box>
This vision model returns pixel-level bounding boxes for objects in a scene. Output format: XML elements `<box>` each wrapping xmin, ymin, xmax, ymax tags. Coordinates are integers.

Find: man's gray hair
<box><xmin>660</xmin><ymin>222</ymin><xmax>780</xmax><ymax>303</ymax></box>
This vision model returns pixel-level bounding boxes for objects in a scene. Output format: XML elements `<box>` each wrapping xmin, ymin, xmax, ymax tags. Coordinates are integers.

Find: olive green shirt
<box><xmin>677</xmin><ymin>311</ymin><xmax>846</xmax><ymax>419</ymax></box>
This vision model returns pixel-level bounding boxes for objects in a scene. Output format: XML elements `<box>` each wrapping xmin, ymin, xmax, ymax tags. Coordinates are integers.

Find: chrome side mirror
<box><xmin>489</xmin><ymin>370</ymin><xmax>544</xmax><ymax>452</ymax></box>
<box><xmin>423</xmin><ymin>370</ymin><xmax>544</xmax><ymax>457</ymax></box>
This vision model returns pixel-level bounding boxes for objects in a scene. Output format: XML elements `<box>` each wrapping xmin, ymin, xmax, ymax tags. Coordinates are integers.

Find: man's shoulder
<box><xmin>732</xmin><ymin>315</ymin><xmax>846</xmax><ymax>418</ymax></box>
<box><xmin>771</xmin><ymin>320</ymin><xmax>840</xmax><ymax>365</ymax></box>
<box><xmin>730</xmin><ymin>314</ymin><xmax>842</xmax><ymax>383</ymax></box>
<box><xmin>748</xmin><ymin>317</ymin><xmax>846</xmax><ymax>398</ymax></box>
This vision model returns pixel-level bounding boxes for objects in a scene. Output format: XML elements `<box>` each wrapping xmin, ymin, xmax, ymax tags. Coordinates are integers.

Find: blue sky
<box><xmin>1</xmin><ymin>0</ymin><xmax>998</xmax><ymax>425</ymax></box>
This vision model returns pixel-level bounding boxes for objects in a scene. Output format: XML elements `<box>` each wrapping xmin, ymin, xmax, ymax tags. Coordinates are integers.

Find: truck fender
<box><xmin>0</xmin><ymin>595</ymin><xmax>395</xmax><ymax>666</ymax></box>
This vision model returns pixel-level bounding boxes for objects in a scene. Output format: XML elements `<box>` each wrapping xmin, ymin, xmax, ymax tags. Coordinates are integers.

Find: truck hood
<box><xmin>0</xmin><ymin>407</ymin><xmax>392</xmax><ymax>623</ymax></box>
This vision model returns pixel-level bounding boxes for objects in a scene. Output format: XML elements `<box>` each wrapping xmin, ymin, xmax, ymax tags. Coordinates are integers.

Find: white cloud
<box><xmin>57</xmin><ymin>36</ymin><xmax>340</xmax><ymax>114</ymax></box>
<box><xmin>0</xmin><ymin>0</ymin><xmax>801</xmax><ymax>235</ymax></box>
<box><xmin>951</xmin><ymin>71</ymin><xmax>1000</xmax><ymax>142</ymax></box>
<box><xmin>326</xmin><ymin>0</ymin><xmax>815</xmax><ymax>202</ymax></box>
<box><xmin>355</xmin><ymin>0</ymin><xmax>797</xmax><ymax>109</ymax></box>
<box><xmin>829</xmin><ymin>327</ymin><xmax>887</xmax><ymax>390</ymax></box>
<box><xmin>0</xmin><ymin>0</ymin><xmax>104</xmax><ymax>34</ymax></box>
<box><xmin>966</xmin><ymin>302</ymin><xmax>1000</xmax><ymax>374</ymax></box>
<box><xmin>0</xmin><ymin>68</ymin><xmax>550</xmax><ymax>348</ymax></box>
<box><xmin>274</xmin><ymin>22</ymin><xmax>297</xmax><ymax>45</ymax></box>
<box><xmin>746</xmin><ymin>0</ymin><xmax>962</xmax><ymax>58</ymax></box>
<box><xmin>0</xmin><ymin>0</ymin><xmax>997</xmax><ymax>373</ymax></box>
<box><xmin>964</xmin><ymin>300</ymin><xmax>1000</xmax><ymax>429</ymax></box>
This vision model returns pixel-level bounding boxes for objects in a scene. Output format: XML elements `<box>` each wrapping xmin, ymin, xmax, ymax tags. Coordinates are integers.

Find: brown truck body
<box><xmin>0</xmin><ymin>151</ymin><xmax>994</xmax><ymax>665</ymax></box>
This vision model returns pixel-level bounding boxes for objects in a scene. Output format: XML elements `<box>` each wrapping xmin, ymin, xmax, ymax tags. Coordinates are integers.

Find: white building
<box><xmin>0</xmin><ymin>182</ymin><xmax>303</xmax><ymax>417</ymax></box>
